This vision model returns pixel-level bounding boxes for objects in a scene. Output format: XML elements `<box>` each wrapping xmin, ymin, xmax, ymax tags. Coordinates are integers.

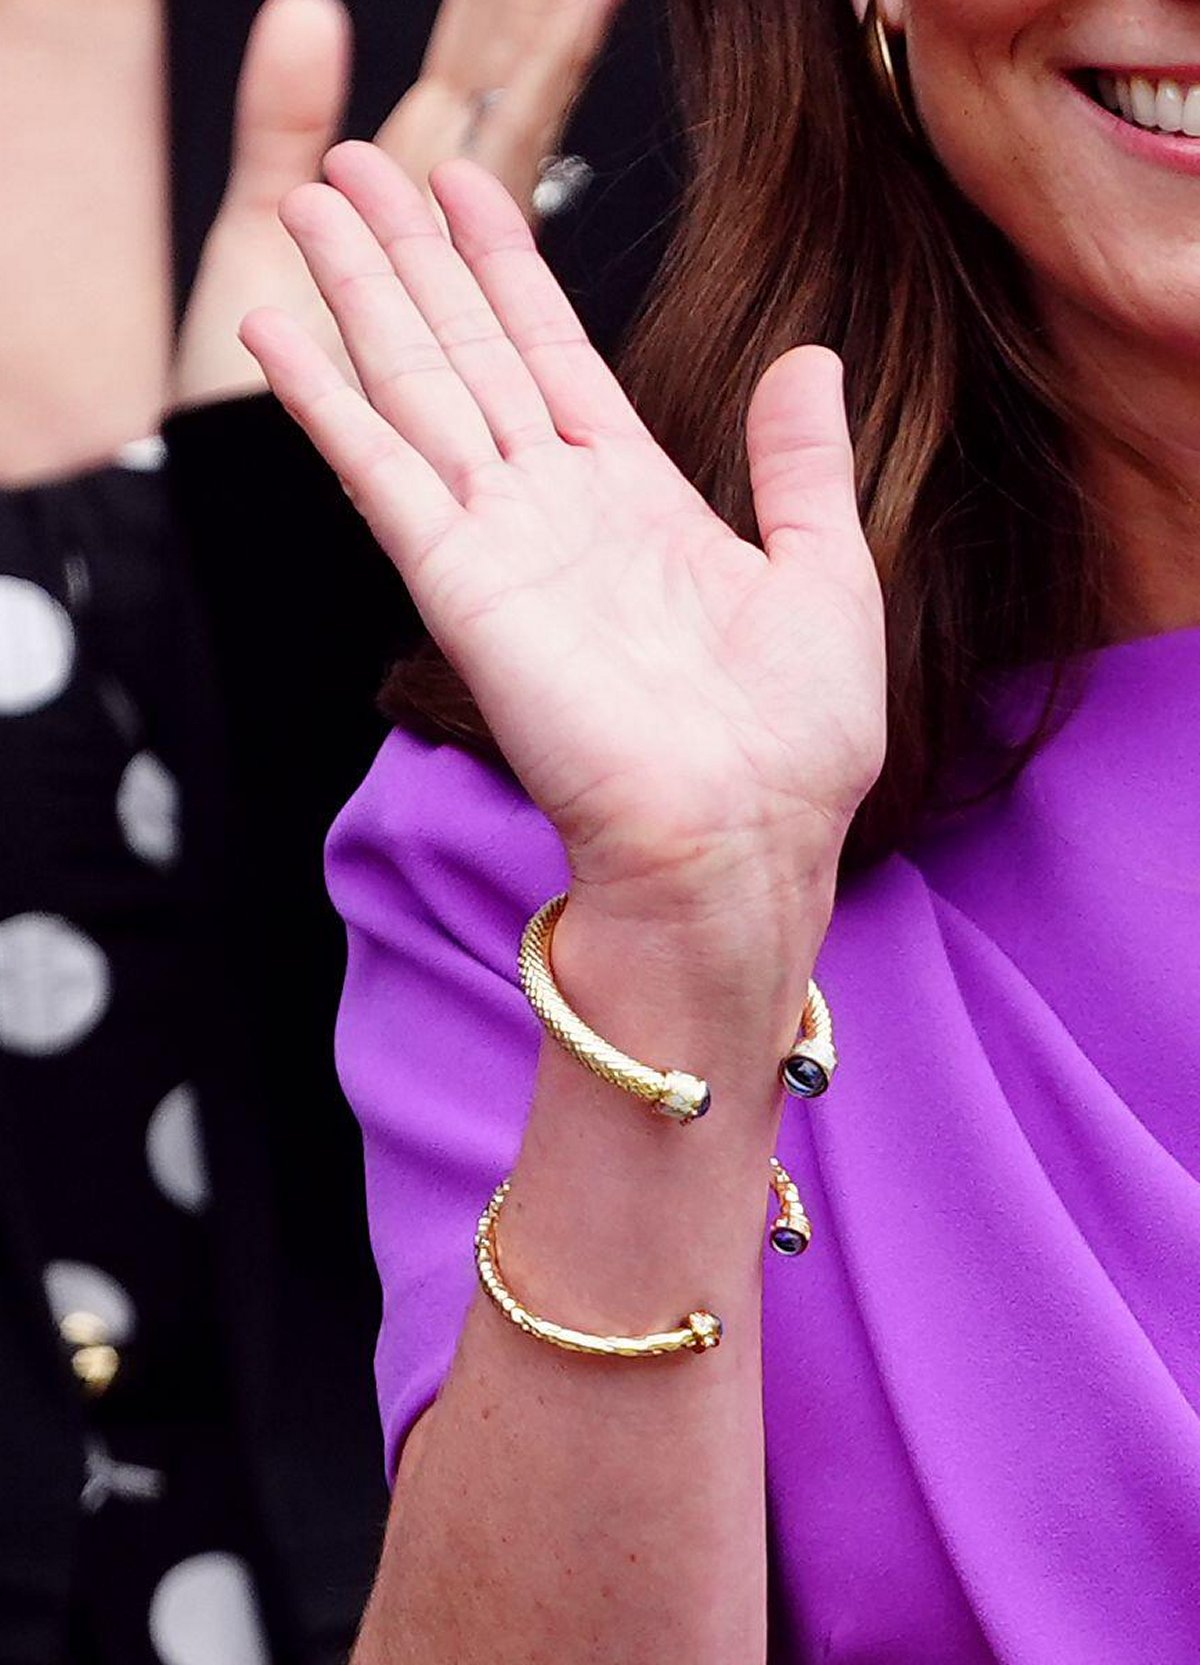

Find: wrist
<box><xmin>503</xmin><ymin>878</ymin><xmax>835</xmax><ymax>1325</ymax></box>
<box><xmin>563</xmin><ymin>802</ymin><xmax>845</xmax><ymax>944</ymax></box>
<box><xmin>560</xmin><ymin>861</ymin><xmax>837</xmax><ymax>1004</ymax></box>
<box><xmin>547</xmin><ymin>883</ymin><xmax>832</xmax><ymax>1105</ymax></box>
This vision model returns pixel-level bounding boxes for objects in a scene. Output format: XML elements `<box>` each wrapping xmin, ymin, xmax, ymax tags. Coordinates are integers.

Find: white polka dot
<box><xmin>117</xmin><ymin>752</ymin><xmax>180</xmax><ymax>867</ymax></box>
<box><xmin>44</xmin><ymin>1261</ymin><xmax>136</xmax><ymax>1346</ymax></box>
<box><xmin>0</xmin><ymin>914</ymin><xmax>110</xmax><ymax>1054</ymax></box>
<box><xmin>0</xmin><ymin>577</ymin><xmax>75</xmax><ymax>714</ymax></box>
<box><xmin>146</xmin><ymin>1084</ymin><xmax>210</xmax><ymax>1214</ymax></box>
<box><xmin>149</xmin><ymin>1553</ymin><xmax>270</xmax><ymax>1665</ymax></box>
<box><xmin>115</xmin><ymin>434</ymin><xmax>168</xmax><ymax>472</ymax></box>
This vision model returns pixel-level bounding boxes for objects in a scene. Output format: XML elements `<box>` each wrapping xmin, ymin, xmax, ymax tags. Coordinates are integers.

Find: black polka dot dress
<box><xmin>0</xmin><ymin>446</ymin><xmax>274</xmax><ymax>1665</ymax></box>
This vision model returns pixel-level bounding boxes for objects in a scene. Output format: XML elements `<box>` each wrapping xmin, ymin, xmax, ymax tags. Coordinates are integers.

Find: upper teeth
<box><xmin>1096</xmin><ymin>73</ymin><xmax>1200</xmax><ymax>135</ymax></box>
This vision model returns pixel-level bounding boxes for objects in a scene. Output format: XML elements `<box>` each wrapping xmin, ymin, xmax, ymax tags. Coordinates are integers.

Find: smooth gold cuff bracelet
<box><xmin>519</xmin><ymin>893</ymin><xmax>837</xmax><ymax>1122</ymax></box>
<box><xmin>474</xmin><ymin>1157</ymin><xmax>810</xmax><ymax>1360</ymax></box>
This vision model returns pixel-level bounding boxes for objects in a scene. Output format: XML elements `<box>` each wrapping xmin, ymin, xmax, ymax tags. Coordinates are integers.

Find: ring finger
<box><xmin>322</xmin><ymin>141</ymin><xmax>561</xmax><ymax>457</ymax></box>
<box><xmin>278</xmin><ymin>180</ymin><xmax>504</xmax><ymax>497</ymax></box>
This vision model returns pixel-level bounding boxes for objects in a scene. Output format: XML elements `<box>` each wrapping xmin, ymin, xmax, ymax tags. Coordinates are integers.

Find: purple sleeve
<box><xmin>326</xmin><ymin>728</ymin><xmax>571</xmax><ymax>1479</ymax></box>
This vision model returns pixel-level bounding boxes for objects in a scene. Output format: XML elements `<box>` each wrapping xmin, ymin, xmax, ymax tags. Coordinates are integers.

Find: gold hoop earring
<box><xmin>863</xmin><ymin>0</ymin><xmax>918</xmax><ymax>140</ymax></box>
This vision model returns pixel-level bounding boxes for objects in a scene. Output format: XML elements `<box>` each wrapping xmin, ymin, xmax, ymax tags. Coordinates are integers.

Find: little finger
<box><xmin>239</xmin><ymin>306</ymin><xmax>462</xmax><ymax>569</ymax></box>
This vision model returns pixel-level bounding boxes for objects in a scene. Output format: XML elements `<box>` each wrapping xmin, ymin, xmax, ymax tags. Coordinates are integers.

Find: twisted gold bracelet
<box><xmin>475</xmin><ymin>1180</ymin><xmax>723</xmax><ymax>1356</ymax></box>
<box><xmin>475</xmin><ymin>1157</ymin><xmax>811</xmax><ymax>1359</ymax></box>
<box><xmin>519</xmin><ymin>893</ymin><xmax>837</xmax><ymax>1122</ymax></box>
<box><xmin>768</xmin><ymin>1155</ymin><xmax>813</xmax><ymax>1256</ymax></box>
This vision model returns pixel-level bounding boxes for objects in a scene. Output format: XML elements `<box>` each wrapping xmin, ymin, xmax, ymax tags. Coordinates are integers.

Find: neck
<box><xmin>1039</xmin><ymin>290</ymin><xmax>1200</xmax><ymax>641</ymax></box>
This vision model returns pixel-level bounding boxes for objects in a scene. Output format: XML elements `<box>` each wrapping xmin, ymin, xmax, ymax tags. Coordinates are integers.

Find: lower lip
<box><xmin>1067</xmin><ymin>75</ymin><xmax>1200</xmax><ymax>177</ymax></box>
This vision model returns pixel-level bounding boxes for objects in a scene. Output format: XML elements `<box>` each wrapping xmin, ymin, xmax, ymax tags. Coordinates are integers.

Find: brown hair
<box><xmin>382</xmin><ymin>0</ymin><xmax>1110</xmax><ymax>867</ymax></box>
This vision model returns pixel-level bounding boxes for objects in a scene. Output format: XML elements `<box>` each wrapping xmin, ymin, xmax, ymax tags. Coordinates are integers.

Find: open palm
<box><xmin>241</xmin><ymin>143</ymin><xmax>886</xmax><ymax>901</ymax></box>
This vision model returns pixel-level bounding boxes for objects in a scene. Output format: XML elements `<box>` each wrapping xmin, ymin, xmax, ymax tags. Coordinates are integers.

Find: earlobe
<box><xmin>849</xmin><ymin>0</ymin><xmax>904</xmax><ymax>31</ymax></box>
<box><xmin>861</xmin><ymin>0</ymin><xmax>918</xmax><ymax>139</ymax></box>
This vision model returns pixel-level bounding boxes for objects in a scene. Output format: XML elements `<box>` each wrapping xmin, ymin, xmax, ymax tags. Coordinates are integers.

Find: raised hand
<box><xmin>241</xmin><ymin>144</ymin><xmax>886</xmax><ymax>914</ymax></box>
<box><xmin>173</xmin><ymin>0</ymin><xmax>621</xmax><ymax>409</ymax></box>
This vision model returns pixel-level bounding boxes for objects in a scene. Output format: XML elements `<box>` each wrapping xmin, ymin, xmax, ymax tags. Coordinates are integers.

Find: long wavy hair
<box><xmin>382</xmin><ymin>0</ymin><xmax>1111</xmax><ymax>867</ymax></box>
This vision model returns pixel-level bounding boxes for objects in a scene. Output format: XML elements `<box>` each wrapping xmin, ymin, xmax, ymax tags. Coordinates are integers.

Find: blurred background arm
<box><xmin>171</xmin><ymin>0</ymin><xmax>626</xmax><ymax>410</ymax></box>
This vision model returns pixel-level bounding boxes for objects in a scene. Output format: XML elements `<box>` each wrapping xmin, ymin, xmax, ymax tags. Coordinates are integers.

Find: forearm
<box><xmin>239</xmin><ymin>104</ymin><xmax>882</xmax><ymax>1665</ymax></box>
<box><xmin>353</xmin><ymin>882</ymin><xmax>832</xmax><ymax>1664</ymax></box>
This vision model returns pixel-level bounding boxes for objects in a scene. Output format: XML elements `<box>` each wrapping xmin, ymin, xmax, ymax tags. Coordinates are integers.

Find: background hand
<box><xmin>172</xmin><ymin>0</ymin><xmax>622</xmax><ymax>410</ymax></box>
<box><xmin>241</xmin><ymin>145</ymin><xmax>886</xmax><ymax>918</ymax></box>
<box><xmin>371</xmin><ymin>0</ymin><xmax>620</xmax><ymax>216</ymax></box>
<box><xmin>172</xmin><ymin>0</ymin><xmax>352</xmax><ymax>408</ymax></box>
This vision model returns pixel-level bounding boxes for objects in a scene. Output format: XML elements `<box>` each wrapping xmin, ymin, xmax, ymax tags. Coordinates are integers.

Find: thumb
<box><xmin>223</xmin><ymin>0</ymin><xmax>352</xmax><ymax>218</ymax></box>
<box><xmin>746</xmin><ymin>346</ymin><xmax>863</xmax><ymax>570</ymax></box>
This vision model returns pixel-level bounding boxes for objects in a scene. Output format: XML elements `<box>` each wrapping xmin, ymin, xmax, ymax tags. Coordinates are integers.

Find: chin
<box><xmin>1019</xmin><ymin>235</ymin><xmax>1200</xmax><ymax>368</ymax></box>
<box><xmin>1090</xmin><ymin>281</ymin><xmax>1200</xmax><ymax>362</ymax></box>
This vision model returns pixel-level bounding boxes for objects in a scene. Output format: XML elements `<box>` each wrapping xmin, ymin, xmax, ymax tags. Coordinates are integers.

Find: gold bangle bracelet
<box><xmin>768</xmin><ymin>1155</ymin><xmax>813</xmax><ymax>1256</ymax></box>
<box><xmin>519</xmin><ymin>893</ymin><xmax>837</xmax><ymax>1122</ymax></box>
<box><xmin>779</xmin><ymin>980</ymin><xmax>837</xmax><ymax>1100</ymax></box>
<box><xmin>518</xmin><ymin>894</ymin><xmax>710</xmax><ymax>1122</ymax></box>
<box><xmin>474</xmin><ymin>1156</ymin><xmax>811</xmax><ymax>1360</ymax></box>
<box><xmin>475</xmin><ymin>1180</ymin><xmax>723</xmax><ymax>1356</ymax></box>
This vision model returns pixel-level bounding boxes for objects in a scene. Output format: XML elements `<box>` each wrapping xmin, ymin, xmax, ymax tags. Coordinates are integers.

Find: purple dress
<box><xmin>327</xmin><ymin>626</ymin><xmax>1200</xmax><ymax>1663</ymax></box>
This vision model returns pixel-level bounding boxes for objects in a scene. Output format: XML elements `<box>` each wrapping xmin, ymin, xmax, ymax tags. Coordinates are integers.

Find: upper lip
<box><xmin>1066</xmin><ymin>62</ymin><xmax>1200</xmax><ymax>80</ymax></box>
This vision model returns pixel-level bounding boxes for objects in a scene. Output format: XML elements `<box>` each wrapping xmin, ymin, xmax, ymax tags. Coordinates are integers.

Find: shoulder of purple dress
<box><xmin>326</xmin><ymin>723</ymin><xmax>953</xmax><ymax>1005</ymax></box>
<box><xmin>326</xmin><ymin>726</ymin><xmax>573</xmax><ymax>977</ymax></box>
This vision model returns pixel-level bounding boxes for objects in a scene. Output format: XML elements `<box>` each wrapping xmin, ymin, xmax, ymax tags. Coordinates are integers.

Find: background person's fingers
<box><xmin>239</xmin><ymin>306</ymin><xmax>461</xmax><ymax>566</ymax></box>
<box><xmin>321</xmin><ymin>143</ymin><xmax>559</xmax><ymax>455</ymax></box>
<box><xmin>429</xmin><ymin>158</ymin><xmax>651</xmax><ymax>445</ymax></box>
<box><xmin>278</xmin><ymin>181</ymin><xmax>505</xmax><ymax>495</ymax></box>
<box><xmin>224</xmin><ymin>0</ymin><xmax>352</xmax><ymax>218</ymax></box>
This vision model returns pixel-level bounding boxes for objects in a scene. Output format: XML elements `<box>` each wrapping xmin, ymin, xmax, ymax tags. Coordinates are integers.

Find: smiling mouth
<box><xmin>1081</xmin><ymin>70</ymin><xmax>1200</xmax><ymax>137</ymax></box>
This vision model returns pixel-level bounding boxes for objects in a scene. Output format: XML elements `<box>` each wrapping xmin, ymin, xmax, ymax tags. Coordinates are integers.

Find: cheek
<box><xmin>904</xmin><ymin>0</ymin><xmax>1052</xmax><ymax>219</ymax></box>
<box><xmin>902</xmin><ymin>5</ymin><xmax>1200</xmax><ymax>354</ymax></box>
<box><xmin>902</xmin><ymin>3</ymin><xmax>1101</xmax><ymax>314</ymax></box>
